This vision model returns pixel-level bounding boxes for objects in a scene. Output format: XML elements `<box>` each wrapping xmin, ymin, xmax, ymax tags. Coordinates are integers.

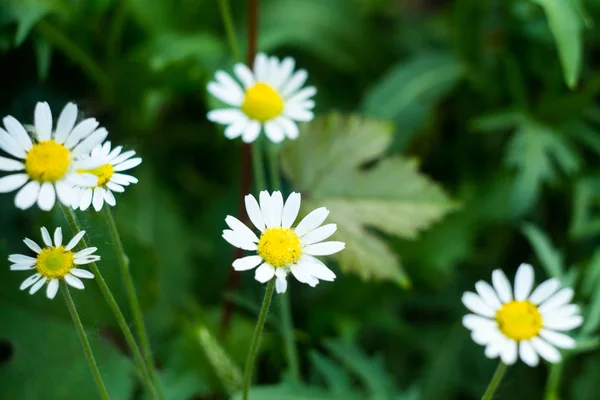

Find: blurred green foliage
<box><xmin>1</xmin><ymin>0</ymin><xmax>600</xmax><ymax>399</ymax></box>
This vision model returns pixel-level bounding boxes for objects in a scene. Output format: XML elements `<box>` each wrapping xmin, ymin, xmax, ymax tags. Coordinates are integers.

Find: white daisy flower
<box><xmin>207</xmin><ymin>53</ymin><xmax>316</xmax><ymax>143</ymax></box>
<box><xmin>10</xmin><ymin>227</ymin><xmax>99</xmax><ymax>300</ymax></box>
<box><xmin>223</xmin><ymin>191</ymin><xmax>344</xmax><ymax>293</ymax></box>
<box><xmin>462</xmin><ymin>263</ymin><xmax>583</xmax><ymax>366</ymax></box>
<box><xmin>72</xmin><ymin>141</ymin><xmax>141</xmax><ymax>212</ymax></box>
<box><xmin>0</xmin><ymin>102</ymin><xmax>107</xmax><ymax>211</ymax></box>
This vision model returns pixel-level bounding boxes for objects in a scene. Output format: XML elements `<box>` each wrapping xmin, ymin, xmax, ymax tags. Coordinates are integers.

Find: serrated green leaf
<box><xmin>362</xmin><ymin>52</ymin><xmax>462</xmax><ymax>149</ymax></box>
<box><xmin>530</xmin><ymin>0</ymin><xmax>584</xmax><ymax>88</ymax></box>
<box><xmin>521</xmin><ymin>223</ymin><xmax>564</xmax><ymax>279</ymax></box>
<box><xmin>282</xmin><ymin>113</ymin><xmax>456</xmax><ymax>286</ymax></box>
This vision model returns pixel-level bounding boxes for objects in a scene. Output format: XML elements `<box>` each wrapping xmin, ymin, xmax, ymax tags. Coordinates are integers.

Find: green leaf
<box><xmin>232</xmin><ymin>384</ymin><xmax>359</xmax><ymax>400</ymax></box>
<box><xmin>282</xmin><ymin>113</ymin><xmax>456</xmax><ymax>286</ymax></box>
<box><xmin>521</xmin><ymin>223</ymin><xmax>564</xmax><ymax>279</ymax></box>
<box><xmin>504</xmin><ymin>119</ymin><xmax>580</xmax><ymax>215</ymax></box>
<box><xmin>530</xmin><ymin>0</ymin><xmax>584</xmax><ymax>88</ymax></box>
<box><xmin>362</xmin><ymin>52</ymin><xmax>462</xmax><ymax>149</ymax></box>
<box><xmin>0</xmin><ymin>301</ymin><xmax>134</xmax><ymax>399</ymax></box>
<box><xmin>309</xmin><ymin>351</ymin><xmax>354</xmax><ymax>394</ymax></box>
<box><xmin>34</xmin><ymin>36</ymin><xmax>52</xmax><ymax>80</ymax></box>
<box><xmin>196</xmin><ymin>325</ymin><xmax>243</xmax><ymax>395</ymax></box>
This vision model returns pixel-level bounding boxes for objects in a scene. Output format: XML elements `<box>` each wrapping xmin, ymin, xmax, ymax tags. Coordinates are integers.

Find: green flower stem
<box><xmin>481</xmin><ymin>362</ymin><xmax>508</xmax><ymax>400</ymax></box>
<box><xmin>61</xmin><ymin>283</ymin><xmax>110</xmax><ymax>400</ymax></box>
<box><xmin>243</xmin><ymin>279</ymin><xmax>276</xmax><ymax>400</ymax></box>
<box><xmin>218</xmin><ymin>0</ymin><xmax>241</xmax><ymax>61</ymax></box>
<box><xmin>252</xmin><ymin>139</ymin><xmax>268</xmax><ymax>193</ymax></box>
<box><xmin>61</xmin><ymin>206</ymin><xmax>158</xmax><ymax>400</ymax></box>
<box><xmin>103</xmin><ymin>207</ymin><xmax>165</xmax><ymax>400</ymax></box>
<box><xmin>267</xmin><ymin>142</ymin><xmax>301</xmax><ymax>382</ymax></box>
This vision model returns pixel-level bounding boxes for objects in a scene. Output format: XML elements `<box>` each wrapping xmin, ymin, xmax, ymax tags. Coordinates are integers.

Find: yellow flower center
<box><xmin>25</xmin><ymin>140</ymin><xmax>71</xmax><ymax>182</ymax></box>
<box><xmin>257</xmin><ymin>227</ymin><xmax>302</xmax><ymax>267</ymax></box>
<box><xmin>495</xmin><ymin>300</ymin><xmax>543</xmax><ymax>341</ymax></box>
<box><xmin>241</xmin><ymin>83</ymin><xmax>284</xmax><ymax>122</ymax></box>
<box><xmin>36</xmin><ymin>247</ymin><xmax>74</xmax><ymax>279</ymax></box>
<box><xmin>78</xmin><ymin>163</ymin><xmax>114</xmax><ymax>187</ymax></box>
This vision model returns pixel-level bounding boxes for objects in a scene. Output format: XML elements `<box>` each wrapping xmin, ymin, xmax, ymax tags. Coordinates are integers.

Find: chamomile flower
<box><xmin>10</xmin><ymin>227</ymin><xmax>99</xmax><ymax>300</ymax></box>
<box><xmin>72</xmin><ymin>141</ymin><xmax>141</xmax><ymax>212</ymax></box>
<box><xmin>207</xmin><ymin>53</ymin><xmax>316</xmax><ymax>143</ymax></box>
<box><xmin>0</xmin><ymin>102</ymin><xmax>107</xmax><ymax>211</ymax></box>
<box><xmin>462</xmin><ymin>263</ymin><xmax>583</xmax><ymax>366</ymax></box>
<box><xmin>223</xmin><ymin>191</ymin><xmax>344</xmax><ymax>293</ymax></box>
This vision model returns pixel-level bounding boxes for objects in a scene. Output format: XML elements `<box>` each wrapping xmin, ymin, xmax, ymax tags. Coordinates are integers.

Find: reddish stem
<box><xmin>220</xmin><ymin>0</ymin><xmax>260</xmax><ymax>337</ymax></box>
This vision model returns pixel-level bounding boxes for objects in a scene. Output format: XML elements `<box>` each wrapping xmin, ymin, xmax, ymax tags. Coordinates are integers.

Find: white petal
<box><xmin>303</xmin><ymin>241</ymin><xmax>344</xmax><ymax>256</ymax></box>
<box><xmin>65</xmin><ymin>230</ymin><xmax>86</xmax><ymax>250</ymax></box>
<box><xmin>37</xmin><ymin>182</ymin><xmax>56</xmax><ymax>211</ymax></box>
<box><xmin>92</xmin><ymin>187</ymin><xmax>105</xmax><ymax>211</ymax></box>
<box><xmin>215</xmin><ymin>71</ymin><xmax>245</xmax><ymax>101</ymax></box>
<box><xmin>499</xmin><ymin>339</ymin><xmax>518</xmax><ymax>365</ymax></box>
<box><xmin>539</xmin><ymin>288</ymin><xmax>574</xmax><ymax>313</ymax></box>
<box><xmin>254</xmin><ymin>263</ymin><xmax>275</xmax><ymax>283</ymax></box>
<box><xmin>53</xmin><ymin>227</ymin><xmax>63</xmax><ymax>247</ymax></box>
<box><xmin>275</xmin><ymin>273</ymin><xmax>288</xmax><ymax>294</ymax></box>
<box><xmin>264</xmin><ymin>121</ymin><xmax>285</xmax><ymax>143</ymax></box>
<box><xmin>63</xmin><ymin>118</ymin><xmax>99</xmax><ymax>149</ymax></box>
<box><xmin>543</xmin><ymin>316</ymin><xmax>583</xmax><ymax>331</ymax></box>
<box><xmin>46</xmin><ymin>279</ymin><xmax>59</xmax><ymax>299</ymax></box>
<box><xmin>20</xmin><ymin>273</ymin><xmax>42</xmax><ymax>290</ymax></box>
<box><xmin>539</xmin><ymin>329</ymin><xmax>576</xmax><ymax>349</ymax></box>
<box><xmin>110</xmin><ymin>150</ymin><xmax>136</xmax><ymax>165</ymax></box>
<box><xmin>530</xmin><ymin>337</ymin><xmax>561</xmax><ymax>363</ymax></box>
<box><xmin>104</xmin><ymin>189</ymin><xmax>116</xmax><ymax>207</ymax></box>
<box><xmin>34</xmin><ymin>102</ymin><xmax>53</xmax><ymax>141</ymax></box>
<box><xmin>253</xmin><ymin>53</ymin><xmax>269</xmax><ymax>82</ymax></box>
<box><xmin>245</xmin><ymin>194</ymin><xmax>266</xmax><ymax>232</ymax></box>
<box><xmin>259</xmin><ymin>191</ymin><xmax>273</xmax><ymax>228</ymax></box>
<box><xmin>70</xmin><ymin>268</ymin><xmax>95</xmax><ymax>279</ymax></box>
<box><xmin>72</xmin><ymin>128</ymin><xmax>109</xmax><ymax>157</ymax></box>
<box><xmin>474</xmin><ymin>281</ymin><xmax>502</xmax><ymax>311</ymax></box>
<box><xmin>55</xmin><ymin>180</ymin><xmax>76</xmax><ymax>207</ymax></box>
<box><xmin>113</xmin><ymin>158</ymin><xmax>142</xmax><ymax>172</ymax></box>
<box><xmin>14</xmin><ymin>180</ymin><xmax>40</xmax><ymax>210</ymax></box>
<box><xmin>40</xmin><ymin>227</ymin><xmax>53</xmax><ymax>246</ymax></box>
<box><xmin>543</xmin><ymin>304</ymin><xmax>580</xmax><ymax>320</ymax></box>
<box><xmin>232</xmin><ymin>255</ymin><xmax>263</xmax><ymax>271</ymax></box>
<box><xmin>282</xmin><ymin>69</ymin><xmax>308</xmax><ymax>97</ymax></box>
<box><xmin>301</xmin><ymin>224</ymin><xmax>337</xmax><ymax>246</ymax></box>
<box><xmin>8</xmin><ymin>254</ymin><xmax>36</xmax><ymax>264</ymax></box>
<box><xmin>462</xmin><ymin>292</ymin><xmax>496</xmax><ymax>318</ymax></box>
<box><xmin>10</xmin><ymin>263</ymin><xmax>36</xmax><ymax>270</ymax></box>
<box><xmin>224</xmin><ymin>118</ymin><xmax>248</xmax><ymax>139</ymax></box>
<box><xmin>492</xmin><ymin>269</ymin><xmax>513</xmax><ymax>303</ymax></box>
<box><xmin>0</xmin><ymin>156</ymin><xmax>24</xmax><ymax>171</ymax></box>
<box><xmin>284</xmin><ymin>106</ymin><xmax>314</xmax><ymax>122</ymax></box>
<box><xmin>295</xmin><ymin>207</ymin><xmax>329</xmax><ymax>236</ymax></box>
<box><xmin>281</xmin><ymin>192</ymin><xmax>301</xmax><ymax>229</ymax></box>
<box><xmin>23</xmin><ymin>238</ymin><xmax>42</xmax><ymax>253</ymax></box>
<box><xmin>266</xmin><ymin>56</ymin><xmax>279</xmax><ymax>87</ymax></box>
<box><xmin>207</xmin><ymin>82</ymin><xmax>243</xmax><ymax>106</ymax></box>
<box><xmin>519</xmin><ymin>341</ymin><xmax>539</xmax><ymax>367</ymax></box>
<box><xmin>270</xmin><ymin>191</ymin><xmax>284</xmax><ymax>227</ymax></box>
<box><xmin>54</xmin><ymin>103</ymin><xmax>78</xmax><ymax>144</ymax></box>
<box><xmin>286</xmin><ymin>86</ymin><xmax>316</xmax><ymax>104</ymax></box>
<box><xmin>290</xmin><ymin>264</ymin><xmax>318</xmax><ymax>286</ymax></box>
<box><xmin>0</xmin><ymin>127</ymin><xmax>27</xmax><ymax>158</ymax></box>
<box><xmin>462</xmin><ymin>314</ymin><xmax>496</xmax><ymax>331</ymax></box>
<box><xmin>273</xmin><ymin>117</ymin><xmax>299</xmax><ymax>140</ymax></box>
<box><xmin>303</xmin><ymin>262</ymin><xmax>336</xmax><ymax>281</ymax></box>
<box><xmin>234</xmin><ymin>63</ymin><xmax>255</xmax><ymax>89</ymax></box>
<box><xmin>529</xmin><ymin>278</ymin><xmax>561</xmax><ymax>305</ymax></box>
<box><xmin>106</xmin><ymin>182</ymin><xmax>125</xmax><ymax>193</ymax></box>
<box><xmin>207</xmin><ymin>108</ymin><xmax>246</xmax><ymax>124</ymax></box>
<box><xmin>272</xmin><ymin>57</ymin><xmax>295</xmax><ymax>90</ymax></box>
<box><xmin>3</xmin><ymin>116</ymin><xmax>33</xmax><ymax>150</ymax></box>
<box><xmin>225</xmin><ymin>215</ymin><xmax>259</xmax><ymax>243</ymax></box>
<box><xmin>79</xmin><ymin>189</ymin><xmax>93</xmax><ymax>211</ymax></box>
<box><xmin>222</xmin><ymin>229</ymin><xmax>258</xmax><ymax>251</ymax></box>
<box><xmin>241</xmin><ymin>121</ymin><xmax>261</xmax><ymax>143</ymax></box>
<box><xmin>110</xmin><ymin>173</ymin><xmax>138</xmax><ymax>185</ymax></box>
<box><xmin>0</xmin><ymin>173</ymin><xmax>28</xmax><ymax>193</ymax></box>
<box><xmin>73</xmin><ymin>255</ymin><xmax>100</xmax><ymax>265</ymax></box>
<box><xmin>65</xmin><ymin>274</ymin><xmax>85</xmax><ymax>289</ymax></box>
<box><xmin>74</xmin><ymin>247</ymin><xmax>97</xmax><ymax>257</ymax></box>
<box><xmin>514</xmin><ymin>263</ymin><xmax>535</xmax><ymax>300</ymax></box>
<box><xmin>29</xmin><ymin>276</ymin><xmax>47</xmax><ymax>294</ymax></box>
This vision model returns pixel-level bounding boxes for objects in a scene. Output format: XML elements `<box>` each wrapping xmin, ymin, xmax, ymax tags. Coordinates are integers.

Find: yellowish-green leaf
<box><xmin>282</xmin><ymin>113</ymin><xmax>457</xmax><ymax>287</ymax></box>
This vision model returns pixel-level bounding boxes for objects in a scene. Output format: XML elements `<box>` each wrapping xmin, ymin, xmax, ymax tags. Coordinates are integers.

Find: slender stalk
<box><xmin>36</xmin><ymin>20</ymin><xmax>113</xmax><ymax>99</ymax></box>
<box><xmin>61</xmin><ymin>283</ymin><xmax>110</xmax><ymax>400</ymax></box>
<box><xmin>267</xmin><ymin>142</ymin><xmax>300</xmax><ymax>382</ymax></box>
<box><xmin>481</xmin><ymin>362</ymin><xmax>508</xmax><ymax>400</ymax></box>
<box><xmin>103</xmin><ymin>207</ymin><xmax>165</xmax><ymax>400</ymax></box>
<box><xmin>243</xmin><ymin>279</ymin><xmax>276</xmax><ymax>400</ymax></box>
<box><xmin>218</xmin><ymin>0</ymin><xmax>241</xmax><ymax>61</ymax></box>
<box><xmin>61</xmin><ymin>206</ymin><xmax>158</xmax><ymax>400</ymax></box>
<box><xmin>252</xmin><ymin>139</ymin><xmax>268</xmax><ymax>193</ymax></box>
